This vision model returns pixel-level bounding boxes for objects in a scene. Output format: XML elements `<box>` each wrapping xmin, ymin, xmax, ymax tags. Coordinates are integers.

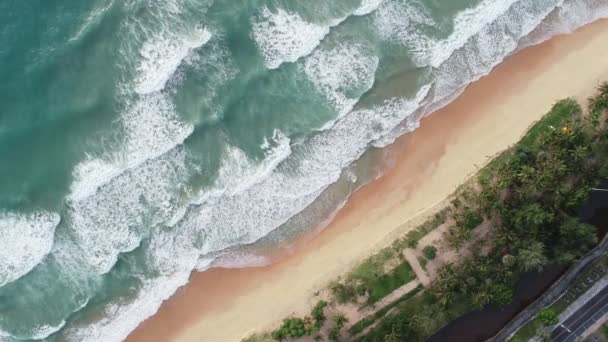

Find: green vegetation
<box><xmin>537</xmin><ymin>308</ymin><xmax>559</xmax><ymax>326</ymax></box>
<box><xmin>366</xmin><ymin>262</ymin><xmax>415</xmax><ymax>303</ymax></box>
<box><xmin>417</xmin><ymin>256</ymin><xmax>428</xmax><ymax>270</ymax></box>
<box><xmin>423</xmin><ymin>246</ymin><xmax>437</xmax><ymax>260</ymax></box>
<box><xmin>349</xmin><ymin>285</ymin><xmax>422</xmax><ymax>336</ymax></box>
<box><xmin>402</xmin><ymin>208</ymin><xmax>450</xmax><ymax>248</ymax></box>
<box><xmin>267</xmin><ymin>300</ymin><xmax>328</xmax><ymax>341</ymax></box>
<box><xmin>311</xmin><ymin>301</ymin><xmax>328</xmax><ymax>330</ymax></box>
<box><xmin>242</xmin><ymin>333</ymin><xmax>274</xmax><ymax>342</ymax></box>
<box><xmin>588</xmin><ymin>82</ymin><xmax>608</xmax><ymax>117</ymax></box>
<box><xmin>357</xmin><ymin>290</ymin><xmax>470</xmax><ymax>341</ymax></box>
<box><xmin>328</xmin><ymin>313</ymin><xmax>348</xmax><ymax>341</ymax></box>
<box><xmin>519</xmin><ymin>98</ymin><xmax>582</xmax><ymax>147</ymax></box>
<box><xmin>331</xmin><ymin>260</ymin><xmax>415</xmax><ymax>305</ymax></box>
<box><xmin>271</xmin><ymin>318</ymin><xmax>313</xmax><ymax>341</ymax></box>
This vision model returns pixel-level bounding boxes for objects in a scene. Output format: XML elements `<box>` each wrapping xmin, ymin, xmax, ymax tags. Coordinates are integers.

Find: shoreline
<box><xmin>128</xmin><ymin>19</ymin><xmax>608</xmax><ymax>342</ymax></box>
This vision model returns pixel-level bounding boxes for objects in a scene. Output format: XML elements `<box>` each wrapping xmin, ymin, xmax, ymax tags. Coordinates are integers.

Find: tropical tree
<box><xmin>384</xmin><ymin>327</ymin><xmax>400</xmax><ymax>342</ymax></box>
<box><xmin>589</xmin><ymin>82</ymin><xmax>608</xmax><ymax>113</ymax></box>
<box><xmin>517</xmin><ymin>242</ymin><xmax>548</xmax><ymax>273</ymax></box>
<box><xmin>410</xmin><ymin>307</ymin><xmax>439</xmax><ymax>336</ymax></box>
<box><xmin>472</xmin><ymin>288</ymin><xmax>493</xmax><ymax>309</ymax></box>
<box><xmin>502</xmin><ymin>254</ymin><xmax>516</xmax><ymax>269</ymax></box>
<box><xmin>423</xmin><ymin>245</ymin><xmax>437</xmax><ymax>260</ymax></box>
<box><xmin>490</xmin><ymin>284</ymin><xmax>513</xmax><ymax>306</ymax></box>
<box><xmin>536</xmin><ymin>327</ymin><xmax>552</xmax><ymax>342</ymax></box>
<box><xmin>538</xmin><ymin>308</ymin><xmax>559</xmax><ymax>326</ymax></box>
<box><xmin>558</xmin><ymin>217</ymin><xmax>597</xmax><ymax>257</ymax></box>
<box><xmin>333</xmin><ymin>312</ymin><xmax>348</xmax><ymax>330</ymax></box>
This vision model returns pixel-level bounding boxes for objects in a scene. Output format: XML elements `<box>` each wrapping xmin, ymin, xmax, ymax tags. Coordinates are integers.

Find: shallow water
<box><xmin>1</xmin><ymin>0</ymin><xmax>608</xmax><ymax>340</ymax></box>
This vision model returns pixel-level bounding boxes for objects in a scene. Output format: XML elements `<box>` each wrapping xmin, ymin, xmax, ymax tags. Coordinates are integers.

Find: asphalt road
<box><xmin>551</xmin><ymin>283</ymin><xmax>608</xmax><ymax>342</ymax></box>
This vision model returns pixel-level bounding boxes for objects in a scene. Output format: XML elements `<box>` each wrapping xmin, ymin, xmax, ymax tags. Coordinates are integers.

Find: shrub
<box><xmin>242</xmin><ymin>333</ymin><xmax>274</xmax><ymax>342</ymax></box>
<box><xmin>538</xmin><ymin>308</ymin><xmax>559</xmax><ymax>326</ymax></box>
<box><xmin>417</xmin><ymin>256</ymin><xmax>428</xmax><ymax>270</ymax></box>
<box><xmin>334</xmin><ymin>312</ymin><xmax>348</xmax><ymax>329</ymax></box>
<box><xmin>456</xmin><ymin>208</ymin><xmax>484</xmax><ymax>231</ymax></box>
<box><xmin>423</xmin><ymin>246</ymin><xmax>437</xmax><ymax>260</ymax></box>
<box><xmin>311</xmin><ymin>300</ymin><xmax>328</xmax><ymax>329</ymax></box>
<box><xmin>271</xmin><ymin>318</ymin><xmax>313</xmax><ymax>341</ymax></box>
<box><xmin>356</xmin><ymin>284</ymin><xmax>368</xmax><ymax>296</ymax></box>
<box><xmin>330</xmin><ymin>282</ymin><xmax>357</xmax><ymax>304</ymax></box>
<box><xmin>328</xmin><ymin>328</ymin><xmax>340</xmax><ymax>341</ymax></box>
<box><xmin>401</xmin><ymin>209</ymin><xmax>449</xmax><ymax>248</ymax></box>
<box><xmin>491</xmin><ymin>284</ymin><xmax>513</xmax><ymax>306</ymax></box>
<box><xmin>405</xmin><ymin>233</ymin><xmax>419</xmax><ymax>248</ymax></box>
<box><xmin>447</xmin><ymin>225</ymin><xmax>472</xmax><ymax>249</ymax></box>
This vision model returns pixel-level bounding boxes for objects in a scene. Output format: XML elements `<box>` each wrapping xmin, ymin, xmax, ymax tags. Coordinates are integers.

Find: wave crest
<box><xmin>0</xmin><ymin>211</ymin><xmax>60</xmax><ymax>287</ymax></box>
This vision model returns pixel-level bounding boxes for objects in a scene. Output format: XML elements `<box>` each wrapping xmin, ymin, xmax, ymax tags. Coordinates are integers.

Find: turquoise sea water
<box><xmin>0</xmin><ymin>0</ymin><xmax>607</xmax><ymax>340</ymax></box>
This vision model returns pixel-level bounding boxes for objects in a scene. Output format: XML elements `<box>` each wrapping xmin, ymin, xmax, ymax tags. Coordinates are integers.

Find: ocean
<box><xmin>0</xmin><ymin>0</ymin><xmax>606</xmax><ymax>340</ymax></box>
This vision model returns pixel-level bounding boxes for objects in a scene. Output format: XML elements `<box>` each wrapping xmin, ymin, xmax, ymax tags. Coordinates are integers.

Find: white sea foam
<box><xmin>193</xmin><ymin>130</ymin><xmax>291</xmax><ymax>206</ymax></box>
<box><xmin>210</xmin><ymin>251</ymin><xmax>272</xmax><ymax>269</ymax></box>
<box><xmin>0</xmin><ymin>319</ymin><xmax>66</xmax><ymax>341</ymax></box>
<box><xmin>0</xmin><ymin>211</ymin><xmax>60</xmax><ymax>287</ymax></box>
<box><xmin>354</xmin><ymin>0</ymin><xmax>384</xmax><ymax>16</ymax></box>
<box><xmin>425</xmin><ymin>0</ymin><xmax>521</xmax><ymax>68</ymax></box>
<box><xmin>252</xmin><ymin>1</ymin><xmax>383</xmax><ymax>70</ymax></box>
<box><xmin>373</xmin><ymin>0</ymin><xmax>435</xmax><ymax>55</ymax></box>
<box><xmin>67</xmin><ymin>148</ymin><xmax>189</xmax><ymax>274</ymax></box>
<box><xmin>303</xmin><ymin>43</ymin><xmax>379</xmax><ymax>117</ymax></box>
<box><xmin>69</xmin><ymin>0</ymin><xmax>116</xmax><ymax>43</ymax></box>
<box><xmin>70</xmin><ymin>159</ymin><xmax>122</xmax><ymax>202</ymax></box>
<box><xmin>63</xmin><ymin>274</ymin><xmax>190</xmax><ymax>342</ymax></box>
<box><xmin>69</xmin><ymin>93</ymin><xmax>193</xmax><ymax>201</ymax></box>
<box><xmin>63</xmin><ymin>211</ymin><xmax>202</xmax><ymax>342</ymax></box>
<box><xmin>70</xmin><ymin>1</ymin><xmax>203</xmax><ymax>201</ymax></box>
<box><xmin>429</xmin><ymin>0</ymin><xmax>566</xmax><ymax>106</ymax></box>
<box><xmin>252</xmin><ymin>7</ymin><xmax>332</xmax><ymax>69</ymax></box>
<box><xmin>215</xmin><ymin>130</ymin><xmax>291</xmax><ymax>197</ymax></box>
<box><xmin>31</xmin><ymin>321</ymin><xmax>67</xmax><ymax>340</ymax></box>
<box><xmin>122</xmin><ymin>93</ymin><xmax>193</xmax><ymax>164</ymax></box>
<box><xmin>134</xmin><ymin>27</ymin><xmax>211</xmax><ymax>95</ymax></box>
<box><xmin>519</xmin><ymin>0</ymin><xmax>608</xmax><ymax>49</ymax></box>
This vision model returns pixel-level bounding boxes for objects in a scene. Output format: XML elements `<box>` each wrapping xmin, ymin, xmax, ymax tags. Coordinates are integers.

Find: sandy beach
<box><xmin>128</xmin><ymin>19</ymin><xmax>608</xmax><ymax>342</ymax></box>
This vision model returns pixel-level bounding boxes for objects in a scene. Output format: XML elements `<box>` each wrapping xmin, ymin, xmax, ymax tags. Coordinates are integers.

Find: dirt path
<box><xmin>403</xmin><ymin>250</ymin><xmax>431</xmax><ymax>286</ymax></box>
<box><xmin>370</xmin><ymin>279</ymin><xmax>420</xmax><ymax>313</ymax></box>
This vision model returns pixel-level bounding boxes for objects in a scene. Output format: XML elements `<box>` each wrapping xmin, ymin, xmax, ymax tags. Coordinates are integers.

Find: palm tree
<box><xmin>536</xmin><ymin>327</ymin><xmax>551</xmax><ymax>342</ymax></box>
<box><xmin>599</xmin><ymin>81</ymin><xmax>608</xmax><ymax>99</ymax></box>
<box><xmin>384</xmin><ymin>327</ymin><xmax>400</xmax><ymax>342</ymax></box>
<box><xmin>410</xmin><ymin>313</ymin><xmax>435</xmax><ymax>335</ymax></box>
<box><xmin>472</xmin><ymin>288</ymin><xmax>493</xmax><ymax>309</ymax></box>
<box><xmin>333</xmin><ymin>312</ymin><xmax>348</xmax><ymax>330</ymax></box>
<box><xmin>517</xmin><ymin>242</ymin><xmax>548</xmax><ymax>273</ymax></box>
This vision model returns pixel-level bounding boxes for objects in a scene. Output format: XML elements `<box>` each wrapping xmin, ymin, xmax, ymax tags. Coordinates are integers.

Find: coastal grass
<box><xmin>518</xmin><ymin>98</ymin><xmax>581</xmax><ymax>148</ymax></box>
<box><xmin>399</xmin><ymin>208</ymin><xmax>450</xmax><ymax>248</ymax></box>
<box><xmin>364</xmin><ymin>262</ymin><xmax>416</xmax><ymax>304</ymax></box>
<box><xmin>329</xmin><ymin>245</ymin><xmax>417</xmax><ymax>305</ymax></box>
<box><xmin>349</xmin><ymin>285</ymin><xmax>422</xmax><ymax>335</ymax></box>
<box><xmin>356</xmin><ymin>290</ymin><xmax>472</xmax><ymax>342</ymax></box>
